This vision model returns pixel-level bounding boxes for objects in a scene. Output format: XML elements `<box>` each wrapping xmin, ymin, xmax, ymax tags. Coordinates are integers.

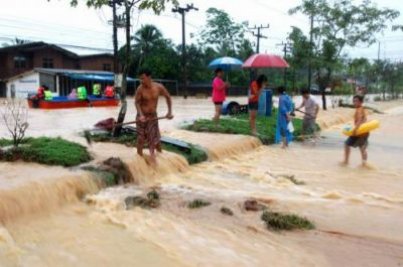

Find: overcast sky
<box><xmin>0</xmin><ymin>0</ymin><xmax>402</xmax><ymax>61</ymax></box>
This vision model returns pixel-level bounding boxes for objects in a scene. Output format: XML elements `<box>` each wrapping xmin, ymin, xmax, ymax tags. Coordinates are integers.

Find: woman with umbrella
<box><xmin>209</xmin><ymin>57</ymin><xmax>242</xmax><ymax>125</ymax></box>
<box><xmin>212</xmin><ymin>68</ymin><xmax>230</xmax><ymax>125</ymax></box>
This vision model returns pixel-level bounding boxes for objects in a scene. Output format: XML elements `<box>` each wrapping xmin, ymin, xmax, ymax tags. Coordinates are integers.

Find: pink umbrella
<box><xmin>243</xmin><ymin>53</ymin><xmax>289</xmax><ymax>68</ymax></box>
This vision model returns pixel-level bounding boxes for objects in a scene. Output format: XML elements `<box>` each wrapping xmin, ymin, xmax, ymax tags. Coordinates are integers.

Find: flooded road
<box><xmin>0</xmin><ymin>97</ymin><xmax>402</xmax><ymax>266</ymax></box>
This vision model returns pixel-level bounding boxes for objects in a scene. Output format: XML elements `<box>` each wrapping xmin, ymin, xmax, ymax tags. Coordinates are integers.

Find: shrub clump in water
<box><xmin>125</xmin><ymin>190</ymin><xmax>160</xmax><ymax>209</ymax></box>
<box><xmin>261</xmin><ymin>210</ymin><xmax>315</xmax><ymax>231</ymax></box>
<box><xmin>187</xmin><ymin>199</ymin><xmax>211</xmax><ymax>209</ymax></box>
<box><xmin>220</xmin><ymin>206</ymin><xmax>234</xmax><ymax>216</ymax></box>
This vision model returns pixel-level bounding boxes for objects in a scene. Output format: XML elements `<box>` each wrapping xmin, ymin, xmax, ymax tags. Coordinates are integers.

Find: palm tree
<box><xmin>132</xmin><ymin>24</ymin><xmax>163</xmax><ymax>68</ymax></box>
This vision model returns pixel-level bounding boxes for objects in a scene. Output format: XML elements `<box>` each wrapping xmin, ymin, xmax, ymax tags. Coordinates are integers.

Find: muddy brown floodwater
<box><xmin>0</xmin><ymin>97</ymin><xmax>402</xmax><ymax>267</ymax></box>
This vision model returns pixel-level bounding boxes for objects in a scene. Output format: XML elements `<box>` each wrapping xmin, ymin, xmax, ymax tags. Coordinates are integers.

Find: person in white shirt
<box><xmin>296</xmin><ymin>88</ymin><xmax>319</xmax><ymax>140</ymax></box>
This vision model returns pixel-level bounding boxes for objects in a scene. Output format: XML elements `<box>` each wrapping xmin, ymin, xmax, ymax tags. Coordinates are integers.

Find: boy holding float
<box><xmin>342</xmin><ymin>95</ymin><xmax>370</xmax><ymax>167</ymax></box>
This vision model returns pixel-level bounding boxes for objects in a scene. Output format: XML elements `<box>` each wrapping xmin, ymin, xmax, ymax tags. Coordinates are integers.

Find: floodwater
<box><xmin>0</xmin><ymin>97</ymin><xmax>403</xmax><ymax>266</ymax></box>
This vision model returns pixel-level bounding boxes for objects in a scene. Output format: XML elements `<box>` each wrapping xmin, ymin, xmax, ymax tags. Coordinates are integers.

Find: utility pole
<box><xmin>108</xmin><ymin>0</ymin><xmax>127</xmax><ymax>137</ymax></box>
<box><xmin>308</xmin><ymin>13</ymin><xmax>314</xmax><ymax>91</ymax></box>
<box><xmin>377</xmin><ymin>41</ymin><xmax>385</xmax><ymax>100</ymax></box>
<box><xmin>172</xmin><ymin>4</ymin><xmax>198</xmax><ymax>99</ymax></box>
<box><xmin>276</xmin><ymin>41</ymin><xmax>293</xmax><ymax>88</ymax></box>
<box><xmin>108</xmin><ymin>0</ymin><xmax>124</xmax><ymax>84</ymax></box>
<box><xmin>249</xmin><ymin>24</ymin><xmax>270</xmax><ymax>53</ymax></box>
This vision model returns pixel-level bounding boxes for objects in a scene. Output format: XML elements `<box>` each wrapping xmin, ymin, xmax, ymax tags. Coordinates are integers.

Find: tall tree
<box><xmin>128</xmin><ymin>25</ymin><xmax>180</xmax><ymax>79</ymax></box>
<box><xmin>132</xmin><ymin>24</ymin><xmax>164</xmax><ymax>69</ymax></box>
<box><xmin>199</xmin><ymin>8</ymin><xmax>249</xmax><ymax>56</ymax></box>
<box><xmin>289</xmin><ymin>0</ymin><xmax>400</xmax><ymax>109</ymax></box>
<box><xmin>54</xmin><ymin>0</ymin><xmax>179</xmax><ymax>135</ymax></box>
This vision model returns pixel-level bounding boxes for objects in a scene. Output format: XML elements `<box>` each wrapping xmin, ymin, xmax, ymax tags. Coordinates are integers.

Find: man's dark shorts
<box><xmin>214</xmin><ymin>101</ymin><xmax>223</xmax><ymax>106</ymax></box>
<box><xmin>248</xmin><ymin>101</ymin><xmax>258</xmax><ymax>111</ymax></box>
<box><xmin>345</xmin><ymin>133</ymin><xmax>369</xmax><ymax>148</ymax></box>
<box><xmin>302</xmin><ymin>118</ymin><xmax>316</xmax><ymax>135</ymax></box>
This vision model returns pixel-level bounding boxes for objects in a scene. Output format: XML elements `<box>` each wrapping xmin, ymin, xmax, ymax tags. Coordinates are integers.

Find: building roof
<box><xmin>0</xmin><ymin>41</ymin><xmax>113</xmax><ymax>58</ymax></box>
<box><xmin>5</xmin><ymin>68</ymin><xmax>177</xmax><ymax>84</ymax></box>
<box><xmin>5</xmin><ymin>68</ymin><xmax>114</xmax><ymax>82</ymax></box>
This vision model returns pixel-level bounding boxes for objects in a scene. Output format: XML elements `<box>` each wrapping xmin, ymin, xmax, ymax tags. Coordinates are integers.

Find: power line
<box><xmin>0</xmin><ymin>16</ymin><xmax>111</xmax><ymax>36</ymax></box>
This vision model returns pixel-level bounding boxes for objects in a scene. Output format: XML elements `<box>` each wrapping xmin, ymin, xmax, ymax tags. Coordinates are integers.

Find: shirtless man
<box><xmin>135</xmin><ymin>69</ymin><xmax>173</xmax><ymax>163</ymax></box>
<box><xmin>342</xmin><ymin>95</ymin><xmax>368</xmax><ymax>166</ymax></box>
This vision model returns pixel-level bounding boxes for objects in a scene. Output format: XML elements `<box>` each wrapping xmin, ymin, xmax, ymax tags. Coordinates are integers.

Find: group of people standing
<box><xmin>133</xmin><ymin>67</ymin><xmax>370</xmax><ymax>167</ymax></box>
<box><xmin>211</xmin><ymin>68</ymin><xmax>320</xmax><ymax>148</ymax></box>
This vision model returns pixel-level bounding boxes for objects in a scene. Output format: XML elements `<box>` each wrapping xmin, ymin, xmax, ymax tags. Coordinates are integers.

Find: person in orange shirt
<box><xmin>248</xmin><ymin>74</ymin><xmax>268</xmax><ymax>135</ymax></box>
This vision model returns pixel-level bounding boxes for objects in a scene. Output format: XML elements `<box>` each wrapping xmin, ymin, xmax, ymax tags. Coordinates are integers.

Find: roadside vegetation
<box><xmin>0</xmin><ymin>137</ymin><xmax>91</xmax><ymax>167</ymax></box>
<box><xmin>261</xmin><ymin>210</ymin><xmax>315</xmax><ymax>231</ymax></box>
<box><xmin>88</xmin><ymin>132</ymin><xmax>208</xmax><ymax>165</ymax></box>
<box><xmin>184</xmin><ymin>111</ymin><xmax>320</xmax><ymax>144</ymax></box>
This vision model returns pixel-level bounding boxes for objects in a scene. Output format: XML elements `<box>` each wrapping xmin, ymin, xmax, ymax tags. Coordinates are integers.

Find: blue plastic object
<box><xmin>258</xmin><ymin>89</ymin><xmax>273</xmax><ymax>116</ymax></box>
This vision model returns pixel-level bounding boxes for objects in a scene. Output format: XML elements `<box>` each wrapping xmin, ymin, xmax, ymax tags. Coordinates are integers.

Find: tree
<box><xmin>54</xmin><ymin>0</ymin><xmax>179</xmax><ymax>135</ymax></box>
<box><xmin>67</xmin><ymin>0</ymin><xmax>177</xmax><ymax>13</ymax></box>
<box><xmin>0</xmin><ymin>100</ymin><xmax>29</xmax><ymax>148</ymax></box>
<box><xmin>199</xmin><ymin>8</ymin><xmax>249</xmax><ymax>56</ymax></box>
<box><xmin>1</xmin><ymin>38</ymin><xmax>29</xmax><ymax>47</ymax></box>
<box><xmin>289</xmin><ymin>0</ymin><xmax>400</xmax><ymax>109</ymax></box>
<box><xmin>127</xmin><ymin>25</ymin><xmax>180</xmax><ymax>79</ymax></box>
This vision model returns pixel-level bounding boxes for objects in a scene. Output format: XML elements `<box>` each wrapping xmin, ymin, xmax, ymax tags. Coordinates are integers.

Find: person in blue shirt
<box><xmin>275</xmin><ymin>86</ymin><xmax>294</xmax><ymax>148</ymax></box>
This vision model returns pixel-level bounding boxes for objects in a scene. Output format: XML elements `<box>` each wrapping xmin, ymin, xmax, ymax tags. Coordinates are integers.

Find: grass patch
<box><xmin>89</xmin><ymin>132</ymin><xmax>208</xmax><ymax>165</ymax></box>
<box><xmin>163</xmin><ymin>143</ymin><xmax>208</xmax><ymax>165</ymax></box>
<box><xmin>188</xmin><ymin>199</ymin><xmax>211</xmax><ymax>209</ymax></box>
<box><xmin>184</xmin><ymin>111</ymin><xmax>319</xmax><ymax>144</ymax></box>
<box><xmin>0</xmin><ymin>139</ymin><xmax>13</xmax><ymax>147</ymax></box>
<box><xmin>261</xmin><ymin>210</ymin><xmax>315</xmax><ymax>231</ymax></box>
<box><xmin>0</xmin><ymin>137</ymin><xmax>91</xmax><ymax>167</ymax></box>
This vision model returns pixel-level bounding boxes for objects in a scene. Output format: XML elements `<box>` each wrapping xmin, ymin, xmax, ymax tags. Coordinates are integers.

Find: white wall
<box><xmin>6</xmin><ymin>73</ymin><xmax>40</xmax><ymax>99</ymax></box>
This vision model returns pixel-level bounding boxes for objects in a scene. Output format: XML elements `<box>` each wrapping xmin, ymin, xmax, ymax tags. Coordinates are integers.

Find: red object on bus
<box><xmin>104</xmin><ymin>86</ymin><xmax>115</xmax><ymax>98</ymax></box>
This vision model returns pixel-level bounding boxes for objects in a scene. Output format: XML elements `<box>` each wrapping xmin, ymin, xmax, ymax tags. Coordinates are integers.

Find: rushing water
<box><xmin>0</xmin><ymin>98</ymin><xmax>402</xmax><ymax>266</ymax></box>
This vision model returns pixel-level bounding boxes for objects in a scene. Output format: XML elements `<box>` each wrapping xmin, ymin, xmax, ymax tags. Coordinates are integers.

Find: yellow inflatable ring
<box><xmin>343</xmin><ymin>120</ymin><xmax>380</xmax><ymax>136</ymax></box>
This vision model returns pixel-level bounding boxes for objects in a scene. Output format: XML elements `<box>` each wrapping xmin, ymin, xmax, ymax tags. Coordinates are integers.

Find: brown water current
<box><xmin>0</xmin><ymin>98</ymin><xmax>402</xmax><ymax>266</ymax></box>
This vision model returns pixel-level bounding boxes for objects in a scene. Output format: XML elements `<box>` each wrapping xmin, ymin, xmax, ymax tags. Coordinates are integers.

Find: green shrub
<box><xmin>0</xmin><ymin>139</ymin><xmax>13</xmax><ymax>147</ymax></box>
<box><xmin>0</xmin><ymin>137</ymin><xmax>91</xmax><ymax>167</ymax></box>
<box><xmin>188</xmin><ymin>199</ymin><xmax>211</xmax><ymax>209</ymax></box>
<box><xmin>261</xmin><ymin>210</ymin><xmax>315</xmax><ymax>231</ymax></box>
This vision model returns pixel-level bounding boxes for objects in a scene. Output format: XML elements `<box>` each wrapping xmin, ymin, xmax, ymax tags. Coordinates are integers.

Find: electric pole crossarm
<box><xmin>248</xmin><ymin>24</ymin><xmax>270</xmax><ymax>53</ymax></box>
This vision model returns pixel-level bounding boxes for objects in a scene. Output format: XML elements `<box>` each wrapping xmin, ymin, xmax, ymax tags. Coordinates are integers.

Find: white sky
<box><xmin>0</xmin><ymin>0</ymin><xmax>402</xmax><ymax>61</ymax></box>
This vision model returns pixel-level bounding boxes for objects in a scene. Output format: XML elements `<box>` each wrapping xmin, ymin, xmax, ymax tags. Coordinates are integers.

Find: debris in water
<box><xmin>261</xmin><ymin>210</ymin><xmax>315</xmax><ymax>231</ymax></box>
<box><xmin>125</xmin><ymin>190</ymin><xmax>161</xmax><ymax>210</ymax></box>
<box><xmin>188</xmin><ymin>199</ymin><xmax>211</xmax><ymax>209</ymax></box>
<box><xmin>101</xmin><ymin>157</ymin><xmax>134</xmax><ymax>184</ymax></box>
<box><xmin>220</xmin><ymin>206</ymin><xmax>234</xmax><ymax>216</ymax></box>
<box><xmin>266</xmin><ymin>172</ymin><xmax>305</xmax><ymax>185</ymax></box>
<box><xmin>244</xmin><ymin>200</ymin><xmax>267</xmax><ymax>211</ymax></box>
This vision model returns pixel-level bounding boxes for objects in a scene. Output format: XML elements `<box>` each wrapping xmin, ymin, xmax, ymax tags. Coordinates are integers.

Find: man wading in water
<box><xmin>342</xmin><ymin>95</ymin><xmax>369</xmax><ymax>167</ymax></box>
<box><xmin>135</xmin><ymin>69</ymin><xmax>173</xmax><ymax>164</ymax></box>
